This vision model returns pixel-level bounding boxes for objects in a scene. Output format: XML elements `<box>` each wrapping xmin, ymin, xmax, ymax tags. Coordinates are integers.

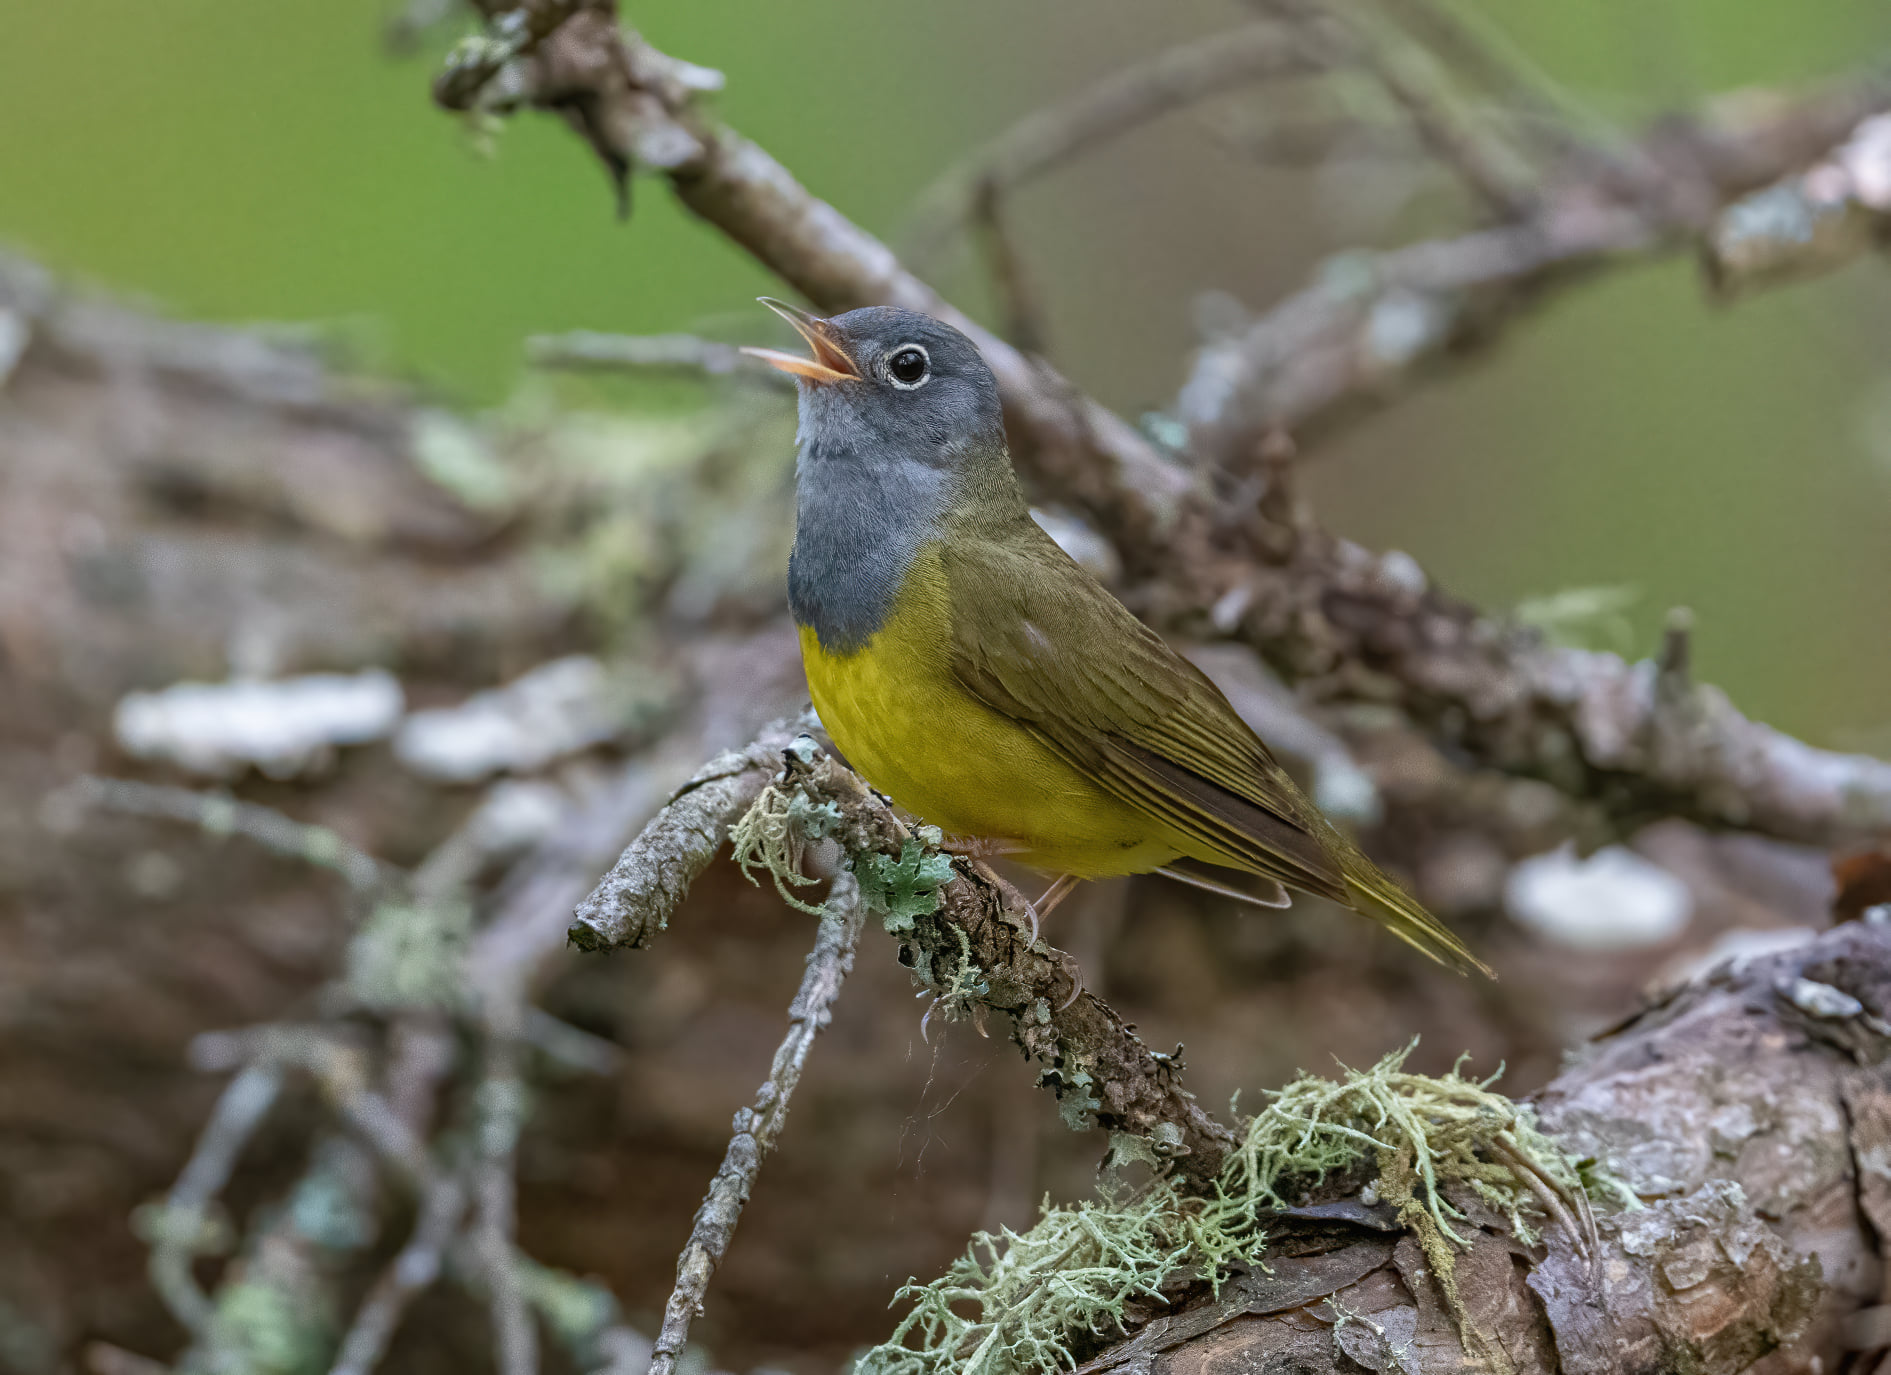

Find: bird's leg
<box><xmin>1010</xmin><ymin>873</ymin><xmax>1078</xmax><ymax>947</ymax></box>
<box><xmin>936</xmin><ymin>832</ymin><xmax>1029</xmax><ymax>860</ymax></box>
<box><xmin>1033</xmin><ymin>873</ymin><xmax>1081</xmax><ymax>916</ymax></box>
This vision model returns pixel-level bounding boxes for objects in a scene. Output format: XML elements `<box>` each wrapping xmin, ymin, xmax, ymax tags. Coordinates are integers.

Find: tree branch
<box><xmin>568</xmin><ymin>729</ymin><xmax>1238</xmax><ymax>1178</ymax></box>
<box><xmin>899</xmin><ymin>23</ymin><xmax>1327</xmax><ymax>268</ymax></box>
<box><xmin>567</xmin><ymin>715</ymin><xmax>812</xmax><ymax>951</ymax></box>
<box><xmin>1175</xmin><ymin>80</ymin><xmax>1891</xmax><ymax>461</ymax></box>
<box><xmin>1069</xmin><ymin>921</ymin><xmax>1891</xmax><ymax>1373</ymax></box>
<box><xmin>647</xmin><ymin>870</ymin><xmax>866</xmax><ymax>1375</ymax></box>
<box><xmin>778</xmin><ymin>740</ymin><xmax>1239</xmax><ymax>1180</ymax></box>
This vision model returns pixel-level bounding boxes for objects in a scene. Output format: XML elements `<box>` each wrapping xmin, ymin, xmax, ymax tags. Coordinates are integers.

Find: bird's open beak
<box><xmin>740</xmin><ymin>298</ymin><xmax>861</xmax><ymax>385</ymax></box>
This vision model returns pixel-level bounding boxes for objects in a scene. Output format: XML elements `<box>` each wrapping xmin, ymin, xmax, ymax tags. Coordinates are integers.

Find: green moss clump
<box><xmin>858</xmin><ymin>1043</ymin><xmax>1614</xmax><ymax>1375</ymax></box>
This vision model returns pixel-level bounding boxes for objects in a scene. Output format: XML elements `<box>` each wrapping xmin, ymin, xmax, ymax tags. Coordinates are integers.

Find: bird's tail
<box><xmin>1342</xmin><ymin>853</ymin><xmax>1493</xmax><ymax>979</ymax></box>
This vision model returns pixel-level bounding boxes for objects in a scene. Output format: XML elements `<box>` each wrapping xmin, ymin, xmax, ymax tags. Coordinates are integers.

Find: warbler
<box><xmin>744</xmin><ymin>299</ymin><xmax>1486</xmax><ymax>975</ymax></box>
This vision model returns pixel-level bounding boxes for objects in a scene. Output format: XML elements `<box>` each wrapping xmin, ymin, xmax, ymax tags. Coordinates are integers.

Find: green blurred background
<box><xmin>2</xmin><ymin>0</ymin><xmax>1886</xmax><ymax>745</ymax></box>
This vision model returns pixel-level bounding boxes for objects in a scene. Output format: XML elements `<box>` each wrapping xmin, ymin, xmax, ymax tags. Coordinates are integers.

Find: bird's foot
<box><xmin>1019</xmin><ymin>873</ymin><xmax>1080</xmax><ymax>947</ymax></box>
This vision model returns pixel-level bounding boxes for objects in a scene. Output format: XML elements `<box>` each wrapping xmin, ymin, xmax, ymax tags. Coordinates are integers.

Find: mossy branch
<box><xmin>860</xmin><ymin>1044</ymin><xmax>1611</xmax><ymax>1375</ymax></box>
<box><xmin>753</xmin><ymin>735</ymin><xmax>1240</xmax><ymax>1182</ymax></box>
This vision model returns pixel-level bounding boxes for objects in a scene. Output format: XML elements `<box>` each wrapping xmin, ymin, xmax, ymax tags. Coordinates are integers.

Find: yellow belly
<box><xmin>797</xmin><ymin>551</ymin><xmax>1179</xmax><ymax>879</ymax></box>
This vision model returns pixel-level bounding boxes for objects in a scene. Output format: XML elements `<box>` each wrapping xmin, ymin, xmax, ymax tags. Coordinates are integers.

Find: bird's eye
<box><xmin>886</xmin><ymin>345</ymin><xmax>930</xmax><ymax>389</ymax></box>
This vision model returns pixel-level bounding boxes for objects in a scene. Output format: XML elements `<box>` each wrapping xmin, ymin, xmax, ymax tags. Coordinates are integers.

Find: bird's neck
<box><xmin>788</xmin><ymin>438</ymin><xmax>1026</xmax><ymax>656</ymax></box>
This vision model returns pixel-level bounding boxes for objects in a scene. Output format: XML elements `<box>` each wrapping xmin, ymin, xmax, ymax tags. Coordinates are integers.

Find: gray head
<box><xmin>745</xmin><ymin>300</ymin><xmax>1006</xmax><ymax>463</ymax></box>
<box><xmin>744</xmin><ymin>300</ymin><xmax>1018</xmax><ymax>653</ymax></box>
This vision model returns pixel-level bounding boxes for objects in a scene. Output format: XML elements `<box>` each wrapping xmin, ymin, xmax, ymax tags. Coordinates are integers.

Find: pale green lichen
<box><xmin>855</xmin><ymin>839</ymin><xmax>955</xmax><ymax>935</ymax></box>
<box><xmin>344</xmin><ymin>896</ymin><xmax>471</xmax><ymax>1012</ymax></box>
<box><xmin>729</xmin><ymin>783</ymin><xmax>836</xmax><ymax>915</ymax></box>
<box><xmin>858</xmin><ymin>1043</ymin><xmax>1619</xmax><ymax>1375</ymax></box>
<box><xmin>196</xmin><ymin>1278</ymin><xmax>333</xmax><ymax>1375</ymax></box>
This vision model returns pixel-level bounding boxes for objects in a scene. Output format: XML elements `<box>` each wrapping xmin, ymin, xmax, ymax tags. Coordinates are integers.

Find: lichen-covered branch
<box><xmin>567</xmin><ymin>716</ymin><xmax>812</xmax><ymax>950</ymax></box>
<box><xmin>968</xmin><ymin>922</ymin><xmax>1891</xmax><ymax>1375</ymax></box>
<box><xmin>1165</xmin><ymin>524</ymin><xmax>1891</xmax><ymax>847</ymax></box>
<box><xmin>647</xmin><ymin>870</ymin><xmax>866</xmax><ymax>1375</ymax></box>
<box><xmin>772</xmin><ymin>740</ymin><xmax>1240</xmax><ymax>1181</ymax></box>
<box><xmin>566</xmin><ymin>723</ymin><xmax>1236</xmax><ymax>1177</ymax></box>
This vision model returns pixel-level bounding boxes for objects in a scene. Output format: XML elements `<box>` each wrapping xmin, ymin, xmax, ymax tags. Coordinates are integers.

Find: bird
<box><xmin>742</xmin><ymin>298</ymin><xmax>1488</xmax><ymax>977</ymax></box>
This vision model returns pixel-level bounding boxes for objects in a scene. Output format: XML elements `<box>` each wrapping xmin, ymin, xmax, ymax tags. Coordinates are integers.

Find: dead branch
<box><xmin>567</xmin><ymin>715</ymin><xmax>813</xmax><ymax>951</ymax></box>
<box><xmin>327</xmin><ymin>1176</ymin><xmax>469</xmax><ymax>1375</ymax></box>
<box><xmin>1068</xmin><ymin>921</ymin><xmax>1891</xmax><ymax>1373</ymax></box>
<box><xmin>524</xmin><ymin>329</ymin><xmax>792</xmax><ymax>385</ymax></box>
<box><xmin>900</xmin><ymin>22</ymin><xmax>1327</xmax><ymax>268</ymax></box>
<box><xmin>648</xmin><ymin>870</ymin><xmax>866</xmax><ymax>1375</ymax></box>
<box><xmin>1175</xmin><ymin>80</ymin><xmax>1891</xmax><ymax>461</ymax></box>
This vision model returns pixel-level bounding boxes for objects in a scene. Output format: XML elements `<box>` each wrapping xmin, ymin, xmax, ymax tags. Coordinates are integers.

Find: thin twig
<box><xmin>144</xmin><ymin>1062</ymin><xmax>285</xmax><ymax>1333</ymax></box>
<box><xmin>475</xmin><ymin>1032</ymin><xmax>537</xmax><ymax>1375</ymax></box>
<box><xmin>970</xmin><ymin>177</ymin><xmax>1053</xmax><ymax>357</ymax></box>
<box><xmin>327</xmin><ymin>1176</ymin><xmax>470</xmax><ymax>1375</ymax></box>
<box><xmin>1275</xmin><ymin>0</ymin><xmax>1537</xmax><ymax>217</ymax></box>
<box><xmin>568</xmin><ymin>716</ymin><xmax>812</xmax><ymax>950</ymax></box>
<box><xmin>901</xmin><ymin>22</ymin><xmax>1326</xmax><ymax>266</ymax></box>
<box><xmin>647</xmin><ymin>871</ymin><xmax>866</xmax><ymax>1375</ymax></box>
<box><xmin>1376</xmin><ymin>0</ymin><xmax>1599</xmax><ymax>160</ymax></box>
<box><xmin>525</xmin><ymin>330</ymin><xmax>793</xmax><ymax>387</ymax></box>
<box><xmin>69</xmin><ymin>775</ymin><xmax>393</xmax><ymax>893</ymax></box>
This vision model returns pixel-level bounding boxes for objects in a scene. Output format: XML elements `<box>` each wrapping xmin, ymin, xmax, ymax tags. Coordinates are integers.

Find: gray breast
<box><xmin>787</xmin><ymin>432</ymin><xmax>955</xmax><ymax>657</ymax></box>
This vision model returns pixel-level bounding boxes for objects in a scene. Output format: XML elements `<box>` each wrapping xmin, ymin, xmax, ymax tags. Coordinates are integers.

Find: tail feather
<box><xmin>1343</xmin><ymin>859</ymin><xmax>1493</xmax><ymax>979</ymax></box>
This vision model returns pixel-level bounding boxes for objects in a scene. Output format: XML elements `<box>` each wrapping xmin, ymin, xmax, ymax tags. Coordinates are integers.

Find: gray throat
<box><xmin>788</xmin><ymin>436</ymin><xmax>957</xmax><ymax>657</ymax></box>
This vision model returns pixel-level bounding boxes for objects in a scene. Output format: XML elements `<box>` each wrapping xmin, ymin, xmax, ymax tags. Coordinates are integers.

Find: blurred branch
<box><xmin>328</xmin><ymin>1176</ymin><xmax>469</xmax><ymax>1375</ymax></box>
<box><xmin>141</xmin><ymin>1062</ymin><xmax>285</xmax><ymax>1334</ymax></box>
<box><xmin>474</xmin><ymin>1036</ymin><xmax>536</xmax><ymax>1375</ymax></box>
<box><xmin>67</xmin><ymin>775</ymin><xmax>395</xmax><ymax>894</ymax></box>
<box><xmin>648</xmin><ymin>871</ymin><xmax>866</xmax><ymax>1375</ymax></box>
<box><xmin>1176</xmin><ymin>81</ymin><xmax>1891</xmax><ymax>460</ymax></box>
<box><xmin>525</xmin><ymin>329</ymin><xmax>793</xmax><ymax>386</ymax></box>
<box><xmin>1375</xmin><ymin>0</ymin><xmax>1597</xmax><ymax>162</ymax></box>
<box><xmin>1704</xmin><ymin>112</ymin><xmax>1891</xmax><ymax>292</ymax></box>
<box><xmin>1277</xmin><ymin>0</ymin><xmax>1540</xmax><ymax>217</ymax></box>
<box><xmin>900</xmin><ymin>23</ymin><xmax>1326</xmax><ymax>268</ymax></box>
<box><xmin>970</xmin><ymin>178</ymin><xmax>1054</xmax><ymax>358</ymax></box>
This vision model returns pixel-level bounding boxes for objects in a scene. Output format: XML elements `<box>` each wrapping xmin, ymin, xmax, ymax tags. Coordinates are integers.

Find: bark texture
<box><xmin>1075</xmin><ymin>921</ymin><xmax>1891</xmax><ymax>1374</ymax></box>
